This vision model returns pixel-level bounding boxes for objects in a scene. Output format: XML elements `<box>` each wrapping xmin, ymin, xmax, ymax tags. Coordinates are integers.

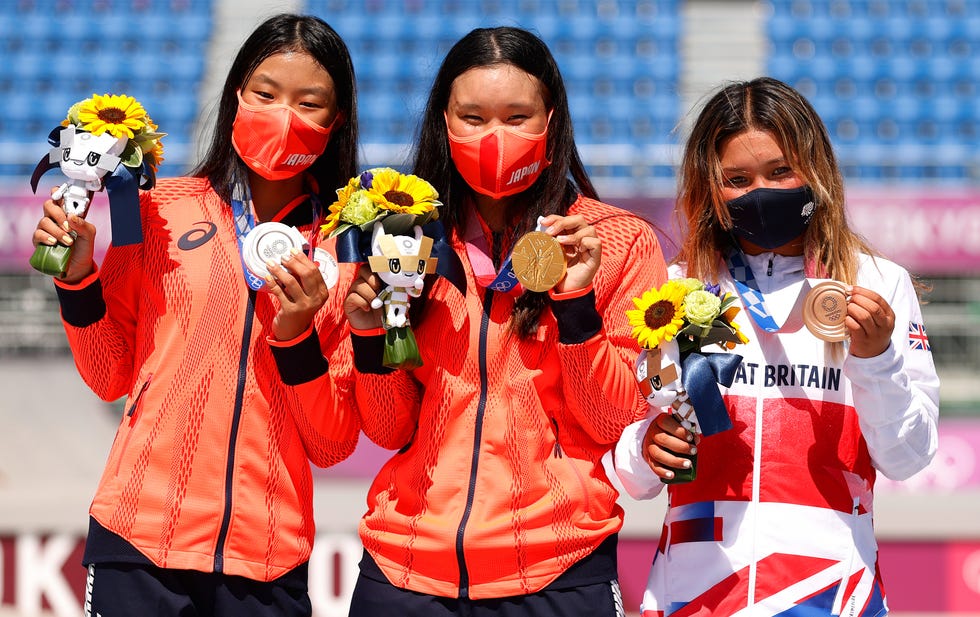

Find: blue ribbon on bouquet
<box><xmin>680</xmin><ymin>351</ymin><xmax>742</xmax><ymax>436</ymax></box>
<box><xmin>334</xmin><ymin>219</ymin><xmax>466</xmax><ymax>295</ymax></box>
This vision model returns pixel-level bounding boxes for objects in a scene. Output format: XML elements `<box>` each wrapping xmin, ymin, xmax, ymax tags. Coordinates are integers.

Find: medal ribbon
<box><xmin>463</xmin><ymin>209</ymin><xmax>522</xmax><ymax>294</ymax></box>
<box><xmin>726</xmin><ymin>250</ymin><xmax>809</xmax><ymax>334</ymax></box>
<box><xmin>230</xmin><ymin>182</ymin><xmax>320</xmax><ymax>291</ymax></box>
<box><xmin>231</xmin><ymin>183</ymin><xmax>265</xmax><ymax>291</ymax></box>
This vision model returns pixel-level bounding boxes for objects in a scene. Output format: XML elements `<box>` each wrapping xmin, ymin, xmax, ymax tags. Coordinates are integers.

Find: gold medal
<box><xmin>803</xmin><ymin>280</ymin><xmax>849</xmax><ymax>342</ymax></box>
<box><xmin>510</xmin><ymin>231</ymin><xmax>566</xmax><ymax>292</ymax></box>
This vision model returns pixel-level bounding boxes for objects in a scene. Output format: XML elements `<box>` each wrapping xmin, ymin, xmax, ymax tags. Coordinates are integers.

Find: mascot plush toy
<box><xmin>366</xmin><ymin>222</ymin><xmax>437</xmax><ymax>368</ymax></box>
<box><xmin>29</xmin><ymin>93</ymin><xmax>164</xmax><ymax>276</ymax></box>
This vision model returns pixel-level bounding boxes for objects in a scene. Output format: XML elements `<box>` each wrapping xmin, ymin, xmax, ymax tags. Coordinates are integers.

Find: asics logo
<box><xmin>177</xmin><ymin>222</ymin><xmax>218</xmax><ymax>250</ymax></box>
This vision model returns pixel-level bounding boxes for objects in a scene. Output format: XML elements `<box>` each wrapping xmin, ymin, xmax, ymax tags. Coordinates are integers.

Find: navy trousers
<box><xmin>84</xmin><ymin>562</ymin><xmax>311</xmax><ymax>617</ymax></box>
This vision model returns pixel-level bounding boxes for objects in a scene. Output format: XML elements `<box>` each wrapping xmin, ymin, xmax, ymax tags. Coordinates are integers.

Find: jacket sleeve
<box><xmin>54</xmin><ymin>197</ymin><xmax>148</xmax><ymax>402</ymax></box>
<box><xmin>553</xmin><ymin>220</ymin><xmax>668</xmax><ymax>444</ymax></box>
<box><xmin>269</xmin><ymin>310</ymin><xmax>362</xmax><ymax>468</ymax></box>
<box><xmin>349</xmin><ymin>333</ymin><xmax>422</xmax><ymax>450</ymax></box>
<box><xmin>844</xmin><ymin>262</ymin><xmax>940</xmax><ymax>481</ymax></box>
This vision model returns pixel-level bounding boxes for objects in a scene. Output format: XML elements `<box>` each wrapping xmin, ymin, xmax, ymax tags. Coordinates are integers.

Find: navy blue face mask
<box><xmin>726</xmin><ymin>185</ymin><xmax>817</xmax><ymax>250</ymax></box>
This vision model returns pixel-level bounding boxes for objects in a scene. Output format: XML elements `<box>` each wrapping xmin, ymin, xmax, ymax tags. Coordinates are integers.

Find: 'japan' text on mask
<box><xmin>726</xmin><ymin>185</ymin><xmax>817</xmax><ymax>250</ymax></box>
<box><xmin>231</xmin><ymin>91</ymin><xmax>339</xmax><ymax>181</ymax></box>
<box><xmin>446</xmin><ymin>117</ymin><xmax>550</xmax><ymax>199</ymax></box>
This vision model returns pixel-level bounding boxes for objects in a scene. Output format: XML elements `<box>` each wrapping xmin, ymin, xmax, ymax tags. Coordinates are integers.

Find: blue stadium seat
<box><xmin>304</xmin><ymin>0</ymin><xmax>680</xmax><ymax>149</ymax></box>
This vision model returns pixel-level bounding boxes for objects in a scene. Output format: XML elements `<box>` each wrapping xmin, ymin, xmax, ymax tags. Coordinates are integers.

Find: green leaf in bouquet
<box><xmin>136</xmin><ymin>131</ymin><xmax>167</xmax><ymax>152</ymax></box>
<box><xmin>415</xmin><ymin>208</ymin><xmax>439</xmax><ymax>225</ymax></box>
<box><xmin>120</xmin><ymin>142</ymin><xmax>144</xmax><ymax>168</ymax></box>
<box><xmin>700</xmin><ymin>324</ymin><xmax>743</xmax><ymax>348</ymax></box>
<box><xmin>679</xmin><ymin>321</ymin><xmax>712</xmax><ymax>340</ymax></box>
<box><xmin>676</xmin><ymin>333</ymin><xmax>699</xmax><ymax>355</ymax></box>
<box><xmin>383</xmin><ymin>326</ymin><xmax>423</xmax><ymax>369</ymax></box>
<box><xmin>718</xmin><ymin>293</ymin><xmax>740</xmax><ymax>314</ymax></box>
<box><xmin>327</xmin><ymin>222</ymin><xmax>356</xmax><ymax>239</ymax></box>
<box><xmin>368</xmin><ymin>212</ymin><xmax>421</xmax><ymax>236</ymax></box>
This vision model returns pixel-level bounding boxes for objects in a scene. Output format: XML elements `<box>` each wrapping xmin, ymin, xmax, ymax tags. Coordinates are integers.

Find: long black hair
<box><xmin>413</xmin><ymin>26</ymin><xmax>595</xmax><ymax>337</ymax></box>
<box><xmin>192</xmin><ymin>13</ymin><xmax>358</xmax><ymax>205</ymax></box>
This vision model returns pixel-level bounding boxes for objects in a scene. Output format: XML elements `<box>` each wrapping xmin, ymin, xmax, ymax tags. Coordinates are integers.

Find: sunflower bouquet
<box><xmin>29</xmin><ymin>93</ymin><xmax>165</xmax><ymax>276</ymax></box>
<box><xmin>626</xmin><ymin>278</ymin><xmax>748</xmax><ymax>483</ymax></box>
<box><xmin>322</xmin><ymin>168</ymin><xmax>442</xmax><ymax>369</ymax></box>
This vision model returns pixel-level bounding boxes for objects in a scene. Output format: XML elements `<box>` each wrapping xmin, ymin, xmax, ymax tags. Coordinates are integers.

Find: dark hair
<box><xmin>412</xmin><ymin>26</ymin><xmax>595</xmax><ymax>338</ymax></box>
<box><xmin>676</xmin><ymin>76</ymin><xmax>874</xmax><ymax>285</ymax></box>
<box><xmin>192</xmin><ymin>13</ymin><xmax>358</xmax><ymax>206</ymax></box>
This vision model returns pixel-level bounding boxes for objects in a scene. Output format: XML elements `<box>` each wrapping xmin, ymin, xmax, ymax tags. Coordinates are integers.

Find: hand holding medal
<box><xmin>512</xmin><ymin>214</ymin><xmax>600</xmax><ymax>293</ymax></box>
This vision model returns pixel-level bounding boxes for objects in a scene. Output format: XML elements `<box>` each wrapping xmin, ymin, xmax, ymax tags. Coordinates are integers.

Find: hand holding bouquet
<box><xmin>322</xmin><ymin>168</ymin><xmax>441</xmax><ymax>369</ymax></box>
<box><xmin>627</xmin><ymin>278</ymin><xmax>749</xmax><ymax>483</ymax></box>
<box><xmin>29</xmin><ymin>93</ymin><xmax>164</xmax><ymax>276</ymax></box>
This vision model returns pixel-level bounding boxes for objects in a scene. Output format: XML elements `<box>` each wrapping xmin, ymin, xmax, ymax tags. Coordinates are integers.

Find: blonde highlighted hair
<box><xmin>674</xmin><ymin>77</ymin><xmax>877</xmax><ymax>284</ymax></box>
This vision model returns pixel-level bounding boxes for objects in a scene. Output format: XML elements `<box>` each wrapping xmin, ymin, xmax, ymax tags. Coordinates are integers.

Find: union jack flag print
<box><xmin>908</xmin><ymin>321</ymin><xmax>931</xmax><ymax>351</ymax></box>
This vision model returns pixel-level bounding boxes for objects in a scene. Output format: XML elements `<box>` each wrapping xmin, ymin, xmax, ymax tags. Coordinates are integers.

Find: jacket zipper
<box><xmin>214</xmin><ymin>288</ymin><xmax>256</xmax><ymax>572</ymax></box>
<box><xmin>114</xmin><ymin>374</ymin><xmax>153</xmax><ymax>476</ymax></box>
<box><xmin>831</xmin><ymin>497</ymin><xmax>862</xmax><ymax>615</ymax></box>
<box><xmin>551</xmin><ymin>418</ymin><xmax>563</xmax><ymax>458</ymax></box>
<box><xmin>455</xmin><ymin>286</ymin><xmax>494</xmax><ymax>599</ymax></box>
<box><xmin>748</xmin><ymin>363</ymin><xmax>765</xmax><ymax>606</ymax></box>
<box><xmin>125</xmin><ymin>374</ymin><xmax>153</xmax><ymax>419</ymax></box>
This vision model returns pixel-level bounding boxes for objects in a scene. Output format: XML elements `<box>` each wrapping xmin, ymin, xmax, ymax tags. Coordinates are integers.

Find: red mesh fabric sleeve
<box><xmin>556</xmin><ymin>200</ymin><xmax>668</xmax><ymax>443</ymax></box>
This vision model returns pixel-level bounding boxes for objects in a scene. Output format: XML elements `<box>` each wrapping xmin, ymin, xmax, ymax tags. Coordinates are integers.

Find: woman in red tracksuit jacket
<box><xmin>31</xmin><ymin>14</ymin><xmax>360</xmax><ymax>617</ymax></box>
<box><xmin>341</xmin><ymin>26</ymin><xmax>668</xmax><ymax>617</ymax></box>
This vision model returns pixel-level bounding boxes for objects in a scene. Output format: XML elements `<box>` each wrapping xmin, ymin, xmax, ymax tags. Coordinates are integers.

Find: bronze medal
<box><xmin>803</xmin><ymin>280</ymin><xmax>849</xmax><ymax>342</ymax></box>
<box><xmin>511</xmin><ymin>231</ymin><xmax>566</xmax><ymax>292</ymax></box>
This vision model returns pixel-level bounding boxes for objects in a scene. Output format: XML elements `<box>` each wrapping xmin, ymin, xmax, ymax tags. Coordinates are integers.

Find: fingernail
<box><xmin>46</xmin><ymin>236</ymin><xmax>57</xmax><ymax>245</ymax></box>
<box><xmin>664</xmin><ymin>470</ymin><xmax>674</xmax><ymax>479</ymax></box>
<box><xmin>290</xmin><ymin>247</ymin><xmax>301</xmax><ymax>255</ymax></box>
<box><xmin>686</xmin><ymin>432</ymin><xmax>695</xmax><ymax>442</ymax></box>
<box><xmin>265</xmin><ymin>259</ymin><xmax>277</xmax><ymax>269</ymax></box>
<box><xmin>689</xmin><ymin>446</ymin><xmax>697</xmax><ymax>455</ymax></box>
<box><xmin>264</xmin><ymin>276</ymin><xmax>275</xmax><ymax>286</ymax></box>
<box><xmin>682</xmin><ymin>459</ymin><xmax>692</xmax><ymax>469</ymax></box>
<box><xmin>62</xmin><ymin>221</ymin><xmax>71</xmax><ymax>232</ymax></box>
<box><xmin>61</xmin><ymin>234</ymin><xmax>73</xmax><ymax>245</ymax></box>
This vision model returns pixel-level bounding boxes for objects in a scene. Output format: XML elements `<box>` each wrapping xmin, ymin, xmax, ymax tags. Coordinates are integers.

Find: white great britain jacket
<box><xmin>609</xmin><ymin>252</ymin><xmax>939</xmax><ymax>617</ymax></box>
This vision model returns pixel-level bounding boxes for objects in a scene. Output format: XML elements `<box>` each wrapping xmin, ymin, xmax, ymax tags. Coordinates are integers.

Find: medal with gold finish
<box><xmin>511</xmin><ymin>231</ymin><xmax>566</xmax><ymax>292</ymax></box>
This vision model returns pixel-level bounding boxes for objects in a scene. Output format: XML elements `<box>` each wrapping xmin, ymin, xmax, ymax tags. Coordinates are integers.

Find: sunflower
<box><xmin>626</xmin><ymin>280</ymin><xmax>688</xmax><ymax>349</ymax></box>
<box><xmin>76</xmin><ymin>93</ymin><xmax>147</xmax><ymax>139</ymax></box>
<box><xmin>366</xmin><ymin>168</ymin><xmax>441</xmax><ymax>215</ymax></box>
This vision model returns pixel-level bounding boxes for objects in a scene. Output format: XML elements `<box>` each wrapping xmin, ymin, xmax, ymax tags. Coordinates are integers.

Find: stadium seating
<box><xmin>0</xmin><ymin>0</ymin><xmax>211</xmax><ymax>177</ymax></box>
<box><xmin>2</xmin><ymin>1</ymin><xmax>978</xmax><ymax>182</ymax></box>
<box><xmin>765</xmin><ymin>0</ymin><xmax>980</xmax><ymax>180</ymax></box>
<box><xmin>307</xmin><ymin>0</ymin><xmax>682</xmax><ymax>161</ymax></box>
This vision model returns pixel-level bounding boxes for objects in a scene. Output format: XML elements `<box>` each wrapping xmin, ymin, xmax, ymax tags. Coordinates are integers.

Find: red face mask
<box><xmin>446</xmin><ymin>115</ymin><xmax>550</xmax><ymax>199</ymax></box>
<box><xmin>231</xmin><ymin>91</ymin><xmax>339</xmax><ymax>181</ymax></box>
